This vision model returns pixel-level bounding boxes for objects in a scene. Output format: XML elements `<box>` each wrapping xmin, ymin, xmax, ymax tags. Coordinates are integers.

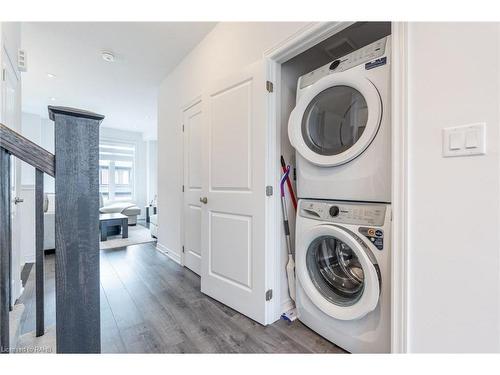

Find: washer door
<box><xmin>297</xmin><ymin>224</ymin><xmax>381</xmax><ymax>320</ymax></box>
<box><xmin>288</xmin><ymin>73</ymin><xmax>382</xmax><ymax>167</ymax></box>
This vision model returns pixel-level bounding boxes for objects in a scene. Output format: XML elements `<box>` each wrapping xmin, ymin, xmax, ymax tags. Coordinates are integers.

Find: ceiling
<box><xmin>21</xmin><ymin>22</ymin><xmax>216</xmax><ymax>139</ymax></box>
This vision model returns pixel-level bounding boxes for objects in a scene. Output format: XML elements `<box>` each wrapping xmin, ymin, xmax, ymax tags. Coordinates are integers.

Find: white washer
<box><xmin>295</xmin><ymin>199</ymin><xmax>391</xmax><ymax>353</ymax></box>
<box><xmin>288</xmin><ymin>37</ymin><xmax>391</xmax><ymax>202</ymax></box>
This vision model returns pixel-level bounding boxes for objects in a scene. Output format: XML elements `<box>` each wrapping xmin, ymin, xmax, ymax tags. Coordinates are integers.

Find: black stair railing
<box><xmin>0</xmin><ymin>106</ymin><xmax>104</xmax><ymax>353</ymax></box>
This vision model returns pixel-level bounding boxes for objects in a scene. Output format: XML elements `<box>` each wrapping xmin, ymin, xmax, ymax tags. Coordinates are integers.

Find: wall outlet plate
<box><xmin>442</xmin><ymin>123</ymin><xmax>486</xmax><ymax>157</ymax></box>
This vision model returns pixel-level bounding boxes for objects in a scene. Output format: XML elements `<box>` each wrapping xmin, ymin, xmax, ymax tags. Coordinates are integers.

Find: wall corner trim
<box><xmin>391</xmin><ymin>21</ymin><xmax>410</xmax><ymax>354</ymax></box>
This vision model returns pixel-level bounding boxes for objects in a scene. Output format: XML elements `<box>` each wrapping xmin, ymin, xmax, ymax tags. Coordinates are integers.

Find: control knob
<box><xmin>329</xmin><ymin>206</ymin><xmax>340</xmax><ymax>217</ymax></box>
<box><xmin>329</xmin><ymin>59</ymin><xmax>341</xmax><ymax>70</ymax></box>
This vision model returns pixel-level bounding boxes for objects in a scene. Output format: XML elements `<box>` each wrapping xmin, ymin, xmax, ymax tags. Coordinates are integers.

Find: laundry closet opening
<box><xmin>274</xmin><ymin>21</ymin><xmax>392</xmax><ymax>353</ymax></box>
<box><xmin>276</xmin><ymin>21</ymin><xmax>392</xmax><ymax>316</ymax></box>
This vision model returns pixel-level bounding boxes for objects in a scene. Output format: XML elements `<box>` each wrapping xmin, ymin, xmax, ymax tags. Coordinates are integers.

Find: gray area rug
<box><xmin>100</xmin><ymin>225</ymin><xmax>156</xmax><ymax>250</ymax></box>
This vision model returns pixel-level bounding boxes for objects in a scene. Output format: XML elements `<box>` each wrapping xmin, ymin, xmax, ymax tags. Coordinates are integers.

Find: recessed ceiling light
<box><xmin>50</xmin><ymin>97</ymin><xmax>56</xmax><ymax>101</ymax></box>
<box><xmin>101</xmin><ymin>51</ymin><xmax>115</xmax><ymax>63</ymax></box>
<box><xmin>47</xmin><ymin>73</ymin><xmax>56</xmax><ymax>78</ymax></box>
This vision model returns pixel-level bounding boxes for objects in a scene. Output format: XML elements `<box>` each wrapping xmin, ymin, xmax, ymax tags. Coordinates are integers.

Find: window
<box><xmin>99</xmin><ymin>142</ymin><xmax>135</xmax><ymax>202</ymax></box>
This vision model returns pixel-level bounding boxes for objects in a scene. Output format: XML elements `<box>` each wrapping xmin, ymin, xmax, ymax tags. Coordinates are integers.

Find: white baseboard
<box><xmin>156</xmin><ymin>242</ymin><xmax>181</xmax><ymax>265</ymax></box>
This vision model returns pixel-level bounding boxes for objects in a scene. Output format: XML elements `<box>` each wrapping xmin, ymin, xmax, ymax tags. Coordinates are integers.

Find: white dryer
<box><xmin>295</xmin><ymin>199</ymin><xmax>391</xmax><ymax>353</ymax></box>
<box><xmin>288</xmin><ymin>37</ymin><xmax>391</xmax><ymax>202</ymax></box>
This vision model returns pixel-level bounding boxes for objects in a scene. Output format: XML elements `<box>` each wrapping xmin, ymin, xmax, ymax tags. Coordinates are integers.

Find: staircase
<box><xmin>0</xmin><ymin>106</ymin><xmax>104</xmax><ymax>353</ymax></box>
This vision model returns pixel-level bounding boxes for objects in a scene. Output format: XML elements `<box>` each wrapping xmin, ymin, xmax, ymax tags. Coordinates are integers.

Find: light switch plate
<box><xmin>443</xmin><ymin>123</ymin><xmax>486</xmax><ymax>157</ymax></box>
<box><xmin>449</xmin><ymin>132</ymin><xmax>464</xmax><ymax>150</ymax></box>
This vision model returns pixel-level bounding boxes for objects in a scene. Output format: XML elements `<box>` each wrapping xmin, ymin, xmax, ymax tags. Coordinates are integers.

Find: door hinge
<box><xmin>265</xmin><ymin>289</ymin><xmax>273</xmax><ymax>301</ymax></box>
<box><xmin>1</xmin><ymin>68</ymin><xmax>5</xmax><ymax>82</ymax></box>
<box><xmin>182</xmin><ymin>185</ymin><xmax>185</xmax><ymax>192</ymax></box>
<box><xmin>265</xmin><ymin>185</ymin><xmax>273</xmax><ymax>196</ymax></box>
<box><xmin>182</xmin><ymin>246</ymin><xmax>185</xmax><ymax>253</ymax></box>
<box><xmin>182</xmin><ymin>124</ymin><xmax>185</xmax><ymax>132</ymax></box>
<box><xmin>266</xmin><ymin>80</ymin><xmax>274</xmax><ymax>93</ymax></box>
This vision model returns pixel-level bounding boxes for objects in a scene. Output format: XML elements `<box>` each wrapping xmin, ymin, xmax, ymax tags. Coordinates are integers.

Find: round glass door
<box><xmin>301</xmin><ymin>86</ymin><xmax>368</xmax><ymax>156</ymax></box>
<box><xmin>306</xmin><ymin>235</ymin><xmax>365</xmax><ymax>307</ymax></box>
<box><xmin>288</xmin><ymin>74</ymin><xmax>382</xmax><ymax>167</ymax></box>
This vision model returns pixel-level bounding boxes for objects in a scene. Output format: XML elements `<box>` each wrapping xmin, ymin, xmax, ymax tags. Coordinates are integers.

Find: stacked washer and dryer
<box><xmin>287</xmin><ymin>36</ymin><xmax>392</xmax><ymax>353</ymax></box>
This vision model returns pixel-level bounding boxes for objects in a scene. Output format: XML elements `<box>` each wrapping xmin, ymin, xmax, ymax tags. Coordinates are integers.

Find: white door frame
<box><xmin>389</xmin><ymin>22</ymin><xmax>409</xmax><ymax>353</ymax></box>
<box><xmin>263</xmin><ymin>21</ymin><xmax>410</xmax><ymax>351</ymax></box>
<box><xmin>179</xmin><ymin>95</ymin><xmax>202</xmax><ymax>267</ymax></box>
<box><xmin>180</xmin><ymin>95</ymin><xmax>202</xmax><ymax>269</ymax></box>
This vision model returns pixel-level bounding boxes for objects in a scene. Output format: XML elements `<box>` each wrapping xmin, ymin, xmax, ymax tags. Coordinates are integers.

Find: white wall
<box><xmin>1</xmin><ymin>22</ymin><xmax>23</xmax><ymax>301</ymax></box>
<box><xmin>146</xmin><ymin>140</ymin><xmax>158</xmax><ymax>204</ymax></box>
<box><xmin>157</xmin><ymin>22</ymin><xmax>308</xmax><ymax>269</ymax></box>
<box><xmin>278</xmin><ymin>63</ymin><xmax>299</xmax><ymax>312</ymax></box>
<box><xmin>20</xmin><ymin>112</ymin><xmax>41</xmax><ymax>185</ymax></box>
<box><xmin>18</xmin><ymin>113</ymin><xmax>55</xmax><ymax>264</ymax></box>
<box><xmin>19</xmin><ymin>112</ymin><xmax>56</xmax><ymax>192</ymax></box>
<box><xmin>0</xmin><ymin>22</ymin><xmax>22</xmax><ymax>130</ymax></box>
<box><xmin>0</xmin><ymin>22</ymin><xmax>21</xmax><ymax>88</ymax></box>
<box><xmin>18</xmin><ymin>112</ymin><xmax>42</xmax><ymax>264</ymax></box>
<box><xmin>407</xmin><ymin>23</ymin><xmax>500</xmax><ymax>352</ymax></box>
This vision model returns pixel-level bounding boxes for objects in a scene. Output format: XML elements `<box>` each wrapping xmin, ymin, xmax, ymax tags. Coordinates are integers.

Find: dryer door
<box><xmin>297</xmin><ymin>224</ymin><xmax>381</xmax><ymax>320</ymax></box>
<box><xmin>288</xmin><ymin>73</ymin><xmax>382</xmax><ymax>167</ymax></box>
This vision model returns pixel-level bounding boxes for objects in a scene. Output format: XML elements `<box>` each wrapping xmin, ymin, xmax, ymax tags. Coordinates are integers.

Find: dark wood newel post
<box><xmin>49</xmin><ymin>106</ymin><xmax>104</xmax><ymax>353</ymax></box>
<box><xmin>35</xmin><ymin>169</ymin><xmax>45</xmax><ymax>337</ymax></box>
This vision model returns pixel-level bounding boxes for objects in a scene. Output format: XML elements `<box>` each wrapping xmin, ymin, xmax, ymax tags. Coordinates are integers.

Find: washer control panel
<box><xmin>298</xmin><ymin>36</ymin><xmax>388</xmax><ymax>90</ymax></box>
<box><xmin>299</xmin><ymin>199</ymin><xmax>386</xmax><ymax>227</ymax></box>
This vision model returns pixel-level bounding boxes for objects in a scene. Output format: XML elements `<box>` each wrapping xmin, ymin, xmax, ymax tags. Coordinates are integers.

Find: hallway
<box><xmin>17</xmin><ymin>244</ymin><xmax>344</xmax><ymax>353</ymax></box>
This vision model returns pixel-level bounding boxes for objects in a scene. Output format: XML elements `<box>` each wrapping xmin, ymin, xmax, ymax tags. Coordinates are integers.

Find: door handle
<box><xmin>200</xmin><ymin>197</ymin><xmax>208</xmax><ymax>204</ymax></box>
<box><xmin>14</xmin><ymin>197</ymin><xmax>24</xmax><ymax>204</ymax></box>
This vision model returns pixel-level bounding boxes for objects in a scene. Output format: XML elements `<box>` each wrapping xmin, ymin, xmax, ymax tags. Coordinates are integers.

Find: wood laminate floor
<box><xmin>17</xmin><ymin>243</ymin><xmax>345</xmax><ymax>353</ymax></box>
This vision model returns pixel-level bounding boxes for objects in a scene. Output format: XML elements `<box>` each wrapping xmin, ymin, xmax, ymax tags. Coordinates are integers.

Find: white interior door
<box><xmin>200</xmin><ymin>60</ymin><xmax>270</xmax><ymax>325</ymax></box>
<box><xmin>1</xmin><ymin>47</ymin><xmax>22</xmax><ymax>304</ymax></box>
<box><xmin>183</xmin><ymin>100</ymin><xmax>203</xmax><ymax>275</ymax></box>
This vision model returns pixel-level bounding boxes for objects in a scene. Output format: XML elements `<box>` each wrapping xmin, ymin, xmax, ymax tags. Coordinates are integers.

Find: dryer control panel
<box><xmin>299</xmin><ymin>199</ymin><xmax>386</xmax><ymax>227</ymax></box>
<box><xmin>298</xmin><ymin>36</ymin><xmax>388</xmax><ymax>90</ymax></box>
